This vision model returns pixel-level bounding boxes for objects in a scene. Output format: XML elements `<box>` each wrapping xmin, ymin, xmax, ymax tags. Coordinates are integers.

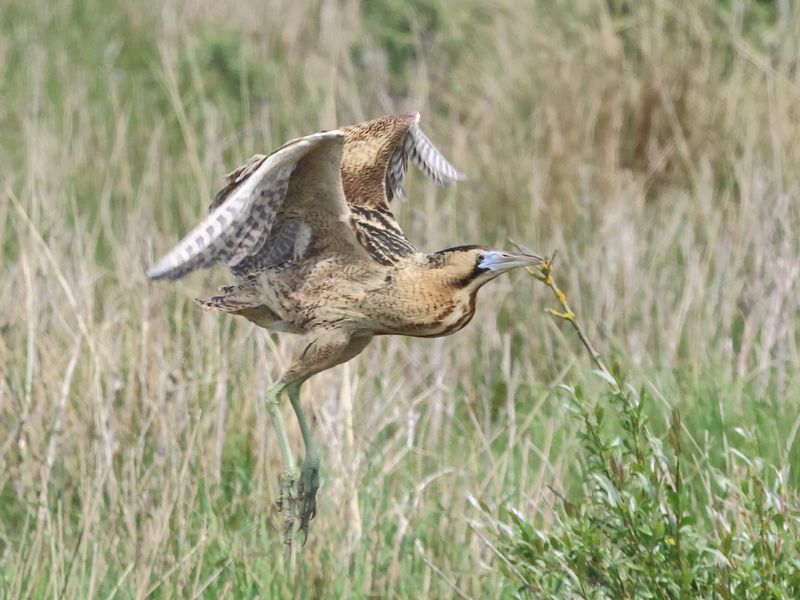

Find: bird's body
<box><xmin>148</xmin><ymin>113</ymin><xmax>540</xmax><ymax>545</ymax></box>
<box><xmin>201</xmin><ymin>248</ymin><xmax>483</xmax><ymax>337</ymax></box>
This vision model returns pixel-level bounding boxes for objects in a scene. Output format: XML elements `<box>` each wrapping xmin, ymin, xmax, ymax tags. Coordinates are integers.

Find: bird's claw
<box><xmin>274</xmin><ymin>464</ymin><xmax>318</xmax><ymax>546</ymax></box>
<box><xmin>297</xmin><ymin>460</ymin><xmax>320</xmax><ymax>543</ymax></box>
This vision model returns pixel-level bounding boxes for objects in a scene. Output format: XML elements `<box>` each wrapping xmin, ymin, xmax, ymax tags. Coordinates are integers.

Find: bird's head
<box><xmin>434</xmin><ymin>244</ymin><xmax>543</xmax><ymax>292</ymax></box>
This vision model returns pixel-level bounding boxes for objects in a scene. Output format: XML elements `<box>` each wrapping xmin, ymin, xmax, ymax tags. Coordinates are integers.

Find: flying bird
<box><xmin>148</xmin><ymin>113</ymin><xmax>541</xmax><ymax>545</ymax></box>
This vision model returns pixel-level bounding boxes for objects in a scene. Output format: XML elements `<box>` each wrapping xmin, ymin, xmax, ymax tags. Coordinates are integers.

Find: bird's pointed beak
<box><xmin>479</xmin><ymin>249</ymin><xmax>543</xmax><ymax>272</ymax></box>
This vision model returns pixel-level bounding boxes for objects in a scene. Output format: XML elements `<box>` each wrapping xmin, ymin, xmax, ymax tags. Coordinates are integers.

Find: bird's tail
<box><xmin>196</xmin><ymin>284</ymin><xmax>282</xmax><ymax>329</ymax></box>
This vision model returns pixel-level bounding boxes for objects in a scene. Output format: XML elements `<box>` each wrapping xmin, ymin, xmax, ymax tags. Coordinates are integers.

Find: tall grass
<box><xmin>1</xmin><ymin>0</ymin><xmax>798</xmax><ymax>597</ymax></box>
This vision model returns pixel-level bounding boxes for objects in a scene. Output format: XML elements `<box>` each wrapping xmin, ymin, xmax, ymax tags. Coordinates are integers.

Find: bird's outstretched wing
<box><xmin>339</xmin><ymin>113</ymin><xmax>464</xmax><ymax>265</ymax></box>
<box><xmin>147</xmin><ymin>130</ymin><xmax>363</xmax><ymax>280</ymax></box>
<box><xmin>341</xmin><ymin>112</ymin><xmax>464</xmax><ymax>208</ymax></box>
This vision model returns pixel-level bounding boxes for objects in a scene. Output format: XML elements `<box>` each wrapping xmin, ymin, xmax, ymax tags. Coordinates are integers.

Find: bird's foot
<box><xmin>296</xmin><ymin>459</ymin><xmax>320</xmax><ymax>542</ymax></box>
<box><xmin>276</xmin><ymin>471</ymin><xmax>297</xmax><ymax>546</ymax></box>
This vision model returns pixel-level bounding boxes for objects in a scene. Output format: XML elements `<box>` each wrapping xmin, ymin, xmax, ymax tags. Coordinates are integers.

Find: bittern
<box><xmin>148</xmin><ymin>113</ymin><xmax>541</xmax><ymax>544</ymax></box>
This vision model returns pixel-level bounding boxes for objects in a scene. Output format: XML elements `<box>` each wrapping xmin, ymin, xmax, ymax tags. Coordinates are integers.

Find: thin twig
<box><xmin>512</xmin><ymin>243</ymin><xmax>618</xmax><ymax>392</ymax></box>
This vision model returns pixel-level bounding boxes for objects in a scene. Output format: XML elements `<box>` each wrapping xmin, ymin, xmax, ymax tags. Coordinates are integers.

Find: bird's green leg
<box><xmin>265</xmin><ymin>381</ymin><xmax>297</xmax><ymax>545</ymax></box>
<box><xmin>287</xmin><ymin>381</ymin><xmax>320</xmax><ymax>539</ymax></box>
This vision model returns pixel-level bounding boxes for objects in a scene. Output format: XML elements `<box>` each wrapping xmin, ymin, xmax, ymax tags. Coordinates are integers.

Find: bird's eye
<box><xmin>476</xmin><ymin>254</ymin><xmax>484</xmax><ymax>264</ymax></box>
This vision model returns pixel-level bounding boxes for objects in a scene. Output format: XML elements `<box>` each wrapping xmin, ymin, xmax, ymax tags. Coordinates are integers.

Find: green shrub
<box><xmin>475</xmin><ymin>267</ymin><xmax>800</xmax><ymax>598</ymax></box>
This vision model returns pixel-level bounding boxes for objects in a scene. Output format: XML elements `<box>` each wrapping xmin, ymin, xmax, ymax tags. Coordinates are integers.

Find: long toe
<box><xmin>297</xmin><ymin>461</ymin><xmax>320</xmax><ymax>539</ymax></box>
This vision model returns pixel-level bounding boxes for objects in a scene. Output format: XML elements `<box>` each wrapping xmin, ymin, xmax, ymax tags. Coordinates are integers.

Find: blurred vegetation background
<box><xmin>1</xmin><ymin>0</ymin><xmax>799</xmax><ymax>597</ymax></box>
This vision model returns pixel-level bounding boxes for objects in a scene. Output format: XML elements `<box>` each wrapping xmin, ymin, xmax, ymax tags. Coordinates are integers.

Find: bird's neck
<box><xmin>371</xmin><ymin>256</ymin><xmax>480</xmax><ymax>338</ymax></box>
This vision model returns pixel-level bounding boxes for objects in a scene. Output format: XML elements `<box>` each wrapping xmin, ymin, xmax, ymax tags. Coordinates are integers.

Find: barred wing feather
<box><xmin>385</xmin><ymin>117</ymin><xmax>465</xmax><ymax>202</ymax></box>
<box><xmin>147</xmin><ymin>130</ymin><xmax>347</xmax><ymax>280</ymax></box>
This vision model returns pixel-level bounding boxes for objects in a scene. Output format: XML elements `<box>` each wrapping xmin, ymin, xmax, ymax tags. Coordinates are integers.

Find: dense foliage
<box><xmin>484</xmin><ymin>364</ymin><xmax>800</xmax><ymax>598</ymax></box>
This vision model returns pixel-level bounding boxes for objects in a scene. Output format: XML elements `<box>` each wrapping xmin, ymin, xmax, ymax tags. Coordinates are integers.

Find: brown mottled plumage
<box><xmin>148</xmin><ymin>113</ymin><xmax>541</xmax><ymax>545</ymax></box>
